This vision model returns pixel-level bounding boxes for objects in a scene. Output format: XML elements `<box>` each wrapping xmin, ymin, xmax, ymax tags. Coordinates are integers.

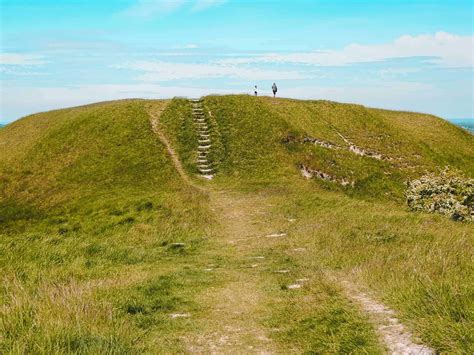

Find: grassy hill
<box><xmin>164</xmin><ymin>96</ymin><xmax>473</xmax><ymax>197</ymax></box>
<box><xmin>1</xmin><ymin>96</ymin><xmax>473</xmax><ymax>353</ymax></box>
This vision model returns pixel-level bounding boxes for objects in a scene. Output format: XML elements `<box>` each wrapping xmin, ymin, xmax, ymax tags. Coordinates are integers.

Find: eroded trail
<box><xmin>334</xmin><ymin>276</ymin><xmax>434</xmax><ymax>355</ymax></box>
<box><xmin>186</xmin><ymin>190</ymin><xmax>281</xmax><ymax>353</ymax></box>
<box><xmin>149</xmin><ymin>103</ymin><xmax>435</xmax><ymax>354</ymax></box>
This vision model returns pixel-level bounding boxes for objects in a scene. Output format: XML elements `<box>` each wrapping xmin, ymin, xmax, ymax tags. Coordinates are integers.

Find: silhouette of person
<box><xmin>254</xmin><ymin>85</ymin><xmax>258</xmax><ymax>96</ymax></box>
<box><xmin>272</xmin><ymin>83</ymin><xmax>278</xmax><ymax>98</ymax></box>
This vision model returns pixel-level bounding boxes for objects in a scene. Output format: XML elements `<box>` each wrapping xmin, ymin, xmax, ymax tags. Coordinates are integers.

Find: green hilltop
<box><xmin>0</xmin><ymin>96</ymin><xmax>473</xmax><ymax>353</ymax></box>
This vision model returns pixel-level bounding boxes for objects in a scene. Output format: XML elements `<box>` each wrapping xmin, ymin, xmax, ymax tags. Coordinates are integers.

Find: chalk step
<box><xmin>199</xmin><ymin>139</ymin><xmax>211</xmax><ymax>144</ymax></box>
<box><xmin>202</xmin><ymin>174</ymin><xmax>214</xmax><ymax>180</ymax></box>
<box><xmin>198</xmin><ymin>145</ymin><xmax>212</xmax><ymax>150</ymax></box>
<box><xmin>199</xmin><ymin>168</ymin><xmax>214</xmax><ymax>174</ymax></box>
<box><xmin>197</xmin><ymin>159</ymin><xmax>209</xmax><ymax>164</ymax></box>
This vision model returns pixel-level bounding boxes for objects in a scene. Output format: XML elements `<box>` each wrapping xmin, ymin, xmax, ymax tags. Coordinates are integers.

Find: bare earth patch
<box><xmin>338</xmin><ymin>279</ymin><xmax>434</xmax><ymax>354</ymax></box>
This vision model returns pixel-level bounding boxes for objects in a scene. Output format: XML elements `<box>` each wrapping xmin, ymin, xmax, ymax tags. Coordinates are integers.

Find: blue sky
<box><xmin>1</xmin><ymin>0</ymin><xmax>473</xmax><ymax>123</ymax></box>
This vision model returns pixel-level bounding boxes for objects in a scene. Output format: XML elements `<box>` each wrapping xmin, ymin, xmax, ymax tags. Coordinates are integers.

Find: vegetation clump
<box><xmin>406</xmin><ymin>169</ymin><xmax>473</xmax><ymax>221</ymax></box>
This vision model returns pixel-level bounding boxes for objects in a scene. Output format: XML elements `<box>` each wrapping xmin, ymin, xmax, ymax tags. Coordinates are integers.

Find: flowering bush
<box><xmin>406</xmin><ymin>168</ymin><xmax>473</xmax><ymax>221</ymax></box>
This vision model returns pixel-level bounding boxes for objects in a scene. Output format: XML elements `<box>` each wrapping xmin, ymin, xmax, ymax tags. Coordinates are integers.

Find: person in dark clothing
<box><xmin>272</xmin><ymin>83</ymin><xmax>278</xmax><ymax>98</ymax></box>
<box><xmin>254</xmin><ymin>85</ymin><xmax>258</xmax><ymax>96</ymax></box>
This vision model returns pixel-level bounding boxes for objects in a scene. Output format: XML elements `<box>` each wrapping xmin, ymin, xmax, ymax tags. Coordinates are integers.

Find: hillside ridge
<box><xmin>1</xmin><ymin>96</ymin><xmax>472</xmax><ymax>353</ymax></box>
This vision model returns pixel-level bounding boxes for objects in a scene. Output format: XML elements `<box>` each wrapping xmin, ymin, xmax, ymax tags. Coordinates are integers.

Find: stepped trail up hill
<box><xmin>0</xmin><ymin>96</ymin><xmax>472</xmax><ymax>353</ymax></box>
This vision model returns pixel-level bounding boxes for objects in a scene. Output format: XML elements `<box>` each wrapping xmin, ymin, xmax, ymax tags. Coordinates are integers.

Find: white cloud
<box><xmin>0</xmin><ymin>83</ymin><xmax>236</xmax><ymax>121</ymax></box>
<box><xmin>120</xmin><ymin>0</ymin><xmax>225</xmax><ymax>17</ymax></box>
<box><xmin>0</xmin><ymin>67</ymin><xmax>49</xmax><ymax>76</ymax></box>
<box><xmin>113</xmin><ymin>60</ymin><xmax>307</xmax><ymax>80</ymax></box>
<box><xmin>217</xmin><ymin>32</ymin><xmax>474</xmax><ymax>68</ymax></box>
<box><xmin>2</xmin><ymin>81</ymin><xmax>471</xmax><ymax>123</ymax></box>
<box><xmin>0</xmin><ymin>53</ymin><xmax>48</xmax><ymax>65</ymax></box>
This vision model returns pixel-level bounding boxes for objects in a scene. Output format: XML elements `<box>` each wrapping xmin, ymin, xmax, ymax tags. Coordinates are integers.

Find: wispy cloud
<box><xmin>183</xmin><ymin>43</ymin><xmax>199</xmax><ymax>49</ymax></box>
<box><xmin>0</xmin><ymin>53</ymin><xmax>48</xmax><ymax>66</ymax></box>
<box><xmin>0</xmin><ymin>83</ymin><xmax>236</xmax><ymax>120</ymax></box>
<box><xmin>113</xmin><ymin>60</ymin><xmax>307</xmax><ymax>80</ymax></box>
<box><xmin>120</xmin><ymin>0</ymin><xmax>225</xmax><ymax>17</ymax></box>
<box><xmin>0</xmin><ymin>67</ymin><xmax>49</xmax><ymax>76</ymax></box>
<box><xmin>217</xmin><ymin>32</ymin><xmax>474</xmax><ymax>68</ymax></box>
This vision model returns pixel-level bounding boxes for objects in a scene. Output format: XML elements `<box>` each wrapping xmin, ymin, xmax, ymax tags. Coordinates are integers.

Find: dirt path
<box><xmin>149</xmin><ymin>110</ymin><xmax>201</xmax><ymax>190</ymax></box>
<box><xmin>149</xmin><ymin>107</ymin><xmax>279</xmax><ymax>352</ymax></box>
<box><xmin>186</xmin><ymin>190</ymin><xmax>280</xmax><ymax>353</ymax></box>
<box><xmin>337</xmin><ymin>278</ymin><xmax>434</xmax><ymax>354</ymax></box>
<box><xmin>148</xmin><ymin>106</ymin><xmax>434</xmax><ymax>354</ymax></box>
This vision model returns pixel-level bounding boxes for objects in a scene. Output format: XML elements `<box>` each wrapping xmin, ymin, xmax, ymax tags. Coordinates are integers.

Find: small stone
<box><xmin>265</xmin><ymin>233</ymin><xmax>287</xmax><ymax>238</ymax></box>
<box><xmin>170</xmin><ymin>313</ymin><xmax>191</xmax><ymax>319</ymax></box>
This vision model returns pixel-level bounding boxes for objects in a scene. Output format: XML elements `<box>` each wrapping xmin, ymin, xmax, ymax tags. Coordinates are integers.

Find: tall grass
<box><xmin>1</xmin><ymin>96</ymin><xmax>472</xmax><ymax>352</ymax></box>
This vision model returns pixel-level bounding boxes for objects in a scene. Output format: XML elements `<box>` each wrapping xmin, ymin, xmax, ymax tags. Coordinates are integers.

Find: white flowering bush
<box><xmin>406</xmin><ymin>168</ymin><xmax>473</xmax><ymax>221</ymax></box>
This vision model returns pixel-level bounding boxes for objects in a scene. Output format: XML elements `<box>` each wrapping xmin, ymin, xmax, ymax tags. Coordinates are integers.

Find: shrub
<box><xmin>406</xmin><ymin>168</ymin><xmax>473</xmax><ymax>221</ymax></box>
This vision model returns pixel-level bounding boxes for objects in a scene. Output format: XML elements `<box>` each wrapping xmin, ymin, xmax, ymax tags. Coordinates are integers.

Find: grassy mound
<box><xmin>198</xmin><ymin>95</ymin><xmax>474</xmax><ymax>198</ymax></box>
<box><xmin>0</xmin><ymin>100</ymin><xmax>215</xmax><ymax>353</ymax></box>
<box><xmin>1</xmin><ymin>96</ymin><xmax>473</xmax><ymax>352</ymax></box>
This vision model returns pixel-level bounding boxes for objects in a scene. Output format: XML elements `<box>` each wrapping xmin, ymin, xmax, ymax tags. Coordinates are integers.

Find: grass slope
<box><xmin>166</xmin><ymin>95</ymin><xmax>473</xmax><ymax>352</ymax></box>
<box><xmin>1</xmin><ymin>96</ymin><xmax>473</xmax><ymax>353</ymax></box>
<box><xmin>202</xmin><ymin>95</ymin><xmax>473</xmax><ymax>198</ymax></box>
<box><xmin>0</xmin><ymin>100</ymin><xmax>217</xmax><ymax>352</ymax></box>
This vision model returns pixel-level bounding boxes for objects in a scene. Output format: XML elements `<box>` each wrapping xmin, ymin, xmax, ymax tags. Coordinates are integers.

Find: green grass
<box><xmin>271</xmin><ymin>184</ymin><xmax>473</xmax><ymax>352</ymax></box>
<box><xmin>0</xmin><ymin>100</ymin><xmax>217</xmax><ymax>352</ymax></box>
<box><xmin>202</xmin><ymin>95</ymin><xmax>473</xmax><ymax>198</ymax></box>
<box><xmin>1</xmin><ymin>96</ymin><xmax>473</xmax><ymax>353</ymax></box>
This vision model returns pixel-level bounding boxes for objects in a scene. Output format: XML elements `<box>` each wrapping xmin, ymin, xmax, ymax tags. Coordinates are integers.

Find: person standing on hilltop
<box><xmin>254</xmin><ymin>85</ymin><xmax>258</xmax><ymax>96</ymax></box>
<box><xmin>272</xmin><ymin>83</ymin><xmax>278</xmax><ymax>98</ymax></box>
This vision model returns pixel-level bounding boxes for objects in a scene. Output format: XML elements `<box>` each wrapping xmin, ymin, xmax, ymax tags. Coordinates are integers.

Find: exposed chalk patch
<box><xmin>339</xmin><ymin>279</ymin><xmax>434</xmax><ymax>355</ymax></box>
<box><xmin>170</xmin><ymin>313</ymin><xmax>191</xmax><ymax>319</ymax></box>
<box><xmin>265</xmin><ymin>233</ymin><xmax>287</xmax><ymax>238</ymax></box>
<box><xmin>303</xmin><ymin>136</ymin><xmax>341</xmax><ymax>150</ymax></box>
<box><xmin>300</xmin><ymin>164</ymin><xmax>354</xmax><ymax>187</ymax></box>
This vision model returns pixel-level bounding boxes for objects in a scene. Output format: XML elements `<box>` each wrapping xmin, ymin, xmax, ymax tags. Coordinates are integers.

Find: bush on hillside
<box><xmin>406</xmin><ymin>168</ymin><xmax>473</xmax><ymax>221</ymax></box>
